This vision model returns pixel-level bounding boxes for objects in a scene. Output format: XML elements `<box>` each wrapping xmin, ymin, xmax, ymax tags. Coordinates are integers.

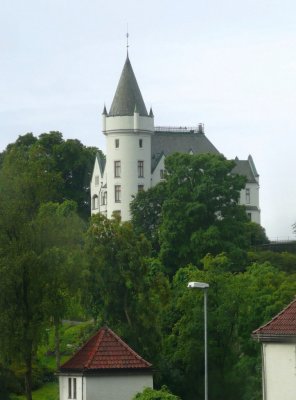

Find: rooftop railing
<box><xmin>155</xmin><ymin>124</ymin><xmax>204</xmax><ymax>134</ymax></box>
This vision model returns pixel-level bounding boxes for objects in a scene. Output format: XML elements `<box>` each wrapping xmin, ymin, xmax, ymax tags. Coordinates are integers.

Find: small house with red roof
<box><xmin>252</xmin><ymin>297</ymin><xmax>296</xmax><ymax>400</ymax></box>
<box><xmin>58</xmin><ymin>326</ymin><xmax>153</xmax><ymax>400</ymax></box>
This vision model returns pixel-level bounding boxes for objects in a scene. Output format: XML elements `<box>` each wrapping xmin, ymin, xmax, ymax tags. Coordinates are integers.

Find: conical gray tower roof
<box><xmin>109</xmin><ymin>56</ymin><xmax>148</xmax><ymax>117</ymax></box>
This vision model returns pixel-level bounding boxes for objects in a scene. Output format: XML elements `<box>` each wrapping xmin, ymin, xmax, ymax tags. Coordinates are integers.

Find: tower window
<box><xmin>115</xmin><ymin>139</ymin><xmax>119</xmax><ymax>148</ymax></box>
<box><xmin>138</xmin><ymin>161</ymin><xmax>144</xmax><ymax>178</ymax></box>
<box><xmin>115</xmin><ymin>185</ymin><xmax>121</xmax><ymax>203</ymax></box>
<box><xmin>139</xmin><ymin>139</ymin><xmax>143</xmax><ymax>148</ymax></box>
<box><xmin>246</xmin><ymin>188</ymin><xmax>250</xmax><ymax>204</ymax></box>
<box><xmin>247</xmin><ymin>212</ymin><xmax>252</xmax><ymax>221</ymax></box>
<box><xmin>114</xmin><ymin>161</ymin><xmax>121</xmax><ymax>177</ymax></box>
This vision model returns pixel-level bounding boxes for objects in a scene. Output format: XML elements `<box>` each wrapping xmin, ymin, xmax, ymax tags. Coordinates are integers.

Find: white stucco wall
<box><xmin>105</xmin><ymin>115</ymin><xmax>154</xmax><ymax>132</ymax></box>
<box><xmin>85</xmin><ymin>373</ymin><xmax>153</xmax><ymax>400</ymax></box>
<box><xmin>262</xmin><ymin>342</ymin><xmax>296</xmax><ymax>400</ymax></box>
<box><xmin>90</xmin><ymin>157</ymin><xmax>107</xmax><ymax>216</ymax></box>
<box><xmin>105</xmin><ymin>113</ymin><xmax>153</xmax><ymax>221</ymax></box>
<box><xmin>59</xmin><ymin>375</ymin><xmax>84</xmax><ymax>400</ymax></box>
<box><xmin>239</xmin><ymin>182</ymin><xmax>261</xmax><ymax>224</ymax></box>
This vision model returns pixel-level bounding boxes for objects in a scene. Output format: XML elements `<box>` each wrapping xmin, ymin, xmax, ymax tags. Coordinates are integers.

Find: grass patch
<box><xmin>10</xmin><ymin>382</ymin><xmax>58</xmax><ymax>400</ymax></box>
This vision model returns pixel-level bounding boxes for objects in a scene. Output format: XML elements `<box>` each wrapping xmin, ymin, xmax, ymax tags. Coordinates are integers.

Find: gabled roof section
<box><xmin>252</xmin><ymin>298</ymin><xmax>296</xmax><ymax>341</ymax></box>
<box><xmin>109</xmin><ymin>56</ymin><xmax>148</xmax><ymax>117</ymax></box>
<box><xmin>232</xmin><ymin>157</ymin><xmax>258</xmax><ymax>183</ymax></box>
<box><xmin>151</xmin><ymin>151</ymin><xmax>165</xmax><ymax>173</ymax></box>
<box><xmin>60</xmin><ymin>327</ymin><xmax>152</xmax><ymax>372</ymax></box>
<box><xmin>96</xmin><ymin>152</ymin><xmax>106</xmax><ymax>176</ymax></box>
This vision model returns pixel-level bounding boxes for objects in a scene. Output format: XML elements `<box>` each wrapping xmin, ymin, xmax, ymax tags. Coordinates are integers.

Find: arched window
<box><xmin>92</xmin><ymin>195</ymin><xmax>99</xmax><ymax>210</ymax></box>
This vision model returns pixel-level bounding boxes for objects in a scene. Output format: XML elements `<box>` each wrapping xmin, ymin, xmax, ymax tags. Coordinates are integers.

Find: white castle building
<box><xmin>91</xmin><ymin>54</ymin><xmax>260</xmax><ymax>224</ymax></box>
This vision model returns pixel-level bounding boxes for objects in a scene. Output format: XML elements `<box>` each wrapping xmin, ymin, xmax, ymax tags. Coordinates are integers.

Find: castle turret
<box><xmin>103</xmin><ymin>55</ymin><xmax>154</xmax><ymax>221</ymax></box>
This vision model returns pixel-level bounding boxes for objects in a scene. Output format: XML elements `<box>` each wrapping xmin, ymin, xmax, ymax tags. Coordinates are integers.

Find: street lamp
<box><xmin>188</xmin><ymin>281</ymin><xmax>209</xmax><ymax>400</ymax></box>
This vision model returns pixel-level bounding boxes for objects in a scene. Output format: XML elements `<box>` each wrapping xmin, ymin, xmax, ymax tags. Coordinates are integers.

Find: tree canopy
<box><xmin>132</xmin><ymin>153</ymin><xmax>250</xmax><ymax>274</ymax></box>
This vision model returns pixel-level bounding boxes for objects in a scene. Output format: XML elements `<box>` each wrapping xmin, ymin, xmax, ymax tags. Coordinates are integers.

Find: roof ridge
<box><xmin>252</xmin><ymin>297</ymin><xmax>296</xmax><ymax>335</ymax></box>
<box><xmin>84</xmin><ymin>328</ymin><xmax>105</xmax><ymax>369</ymax></box>
<box><xmin>60</xmin><ymin>328</ymin><xmax>99</xmax><ymax>370</ymax></box>
<box><xmin>106</xmin><ymin>327</ymin><xmax>151</xmax><ymax>367</ymax></box>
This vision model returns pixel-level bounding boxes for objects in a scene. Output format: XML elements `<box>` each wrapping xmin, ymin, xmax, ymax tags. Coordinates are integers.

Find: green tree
<box><xmin>34</xmin><ymin>201</ymin><xmax>85</xmax><ymax>368</ymax></box>
<box><xmin>159</xmin><ymin>153</ymin><xmax>248</xmax><ymax>274</ymax></box>
<box><xmin>159</xmin><ymin>257</ymin><xmax>296</xmax><ymax>400</ymax></box>
<box><xmin>83</xmin><ymin>213</ymin><xmax>170</xmax><ymax>360</ymax></box>
<box><xmin>131</xmin><ymin>182</ymin><xmax>167</xmax><ymax>253</ymax></box>
<box><xmin>0</xmin><ymin>200</ymin><xmax>85</xmax><ymax>399</ymax></box>
<box><xmin>248</xmin><ymin>250</ymin><xmax>296</xmax><ymax>273</ymax></box>
<box><xmin>245</xmin><ymin>222</ymin><xmax>269</xmax><ymax>246</ymax></box>
<box><xmin>0</xmin><ymin>131</ymin><xmax>102</xmax><ymax>219</ymax></box>
<box><xmin>133</xmin><ymin>386</ymin><xmax>181</xmax><ymax>400</ymax></box>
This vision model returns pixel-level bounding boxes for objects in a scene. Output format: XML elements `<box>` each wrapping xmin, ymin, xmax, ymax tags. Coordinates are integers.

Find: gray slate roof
<box><xmin>151</xmin><ymin>131</ymin><xmax>219</xmax><ymax>171</ymax></box>
<box><xmin>109</xmin><ymin>56</ymin><xmax>148</xmax><ymax>117</ymax></box>
<box><xmin>96</xmin><ymin>152</ymin><xmax>106</xmax><ymax>176</ymax></box>
<box><xmin>232</xmin><ymin>156</ymin><xmax>258</xmax><ymax>183</ymax></box>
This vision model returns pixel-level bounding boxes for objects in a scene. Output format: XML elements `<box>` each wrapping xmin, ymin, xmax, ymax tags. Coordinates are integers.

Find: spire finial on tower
<box><xmin>126</xmin><ymin>24</ymin><xmax>129</xmax><ymax>56</ymax></box>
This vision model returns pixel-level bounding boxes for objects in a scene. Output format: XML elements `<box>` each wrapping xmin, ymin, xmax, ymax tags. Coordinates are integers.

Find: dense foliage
<box><xmin>0</xmin><ymin>135</ymin><xmax>295</xmax><ymax>400</ymax></box>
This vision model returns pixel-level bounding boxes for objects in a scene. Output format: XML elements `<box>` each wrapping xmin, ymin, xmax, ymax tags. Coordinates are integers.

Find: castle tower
<box><xmin>103</xmin><ymin>55</ymin><xmax>154</xmax><ymax>221</ymax></box>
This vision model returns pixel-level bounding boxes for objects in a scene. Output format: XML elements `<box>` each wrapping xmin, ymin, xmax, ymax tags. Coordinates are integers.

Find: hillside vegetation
<box><xmin>0</xmin><ymin>132</ymin><xmax>295</xmax><ymax>400</ymax></box>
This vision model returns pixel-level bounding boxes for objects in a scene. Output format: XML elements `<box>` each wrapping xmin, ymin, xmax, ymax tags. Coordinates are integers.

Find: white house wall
<box><xmin>262</xmin><ymin>342</ymin><xmax>296</xmax><ymax>400</ymax></box>
<box><xmin>59</xmin><ymin>375</ymin><xmax>84</xmax><ymax>400</ymax></box>
<box><xmin>240</xmin><ymin>182</ymin><xmax>260</xmax><ymax>224</ymax></box>
<box><xmin>104</xmin><ymin>112</ymin><xmax>153</xmax><ymax>221</ymax></box>
<box><xmin>90</xmin><ymin>157</ymin><xmax>107</xmax><ymax>216</ymax></box>
<box><xmin>105</xmin><ymin>115</ymin><xmax>154</xmax><ymax>132</ymax></box>
<box><xmin>85</xmin><ymin>373</ymin><xmax>153</xmax><ymax>400</ymax></box>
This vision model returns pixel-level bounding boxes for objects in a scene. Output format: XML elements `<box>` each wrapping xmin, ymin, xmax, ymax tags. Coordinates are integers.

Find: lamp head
<box><xmin>188</xmin><ymin>281</ymin><xmax>209</xmax><ymax>289</ymax></box>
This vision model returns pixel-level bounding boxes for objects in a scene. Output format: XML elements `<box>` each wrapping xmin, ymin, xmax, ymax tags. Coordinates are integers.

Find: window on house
<box><xmin>160</xmin><ymin>169</ymin><xmax>165</xmax><ymax>179</ymax></box>
<box><xmin>138</xmin><ymin>185</ymin><xmax>144</xmax><ymax>192</ymax></box>
<box><xmin>246</xmin><ymin>188</ymin><xmax>251</xmax><ymax>204</ymax></box>
<box><xmin>101</xmin><ymin>191</ymin><xmax>107</xmax><ymax>205</ymax></box>
<box><xmin>115</xmin><ymin>185</ymin><xmax>121</xmax><ymax>203</ymax></box>
<box><xmin>92</xmin><ymin>195</ymin><xmax>99</xmax><ymax>210</ymax></box>
<box><xmin>247</xmin><ymin>212</ymin><xmax>252</xmax><ymax>221</ymax></box>
<box><xmin>138</xmin><ymin>161</ymin><xmax>144</xmax><ymax>178</ymax></box>
<box><xmin>139</xmin><ymin>139</ymin><xmax>143</xmax><ymax>148</ymax></box>
<box><xmin>115</xmin><ymin>139</ymin><xmax>119</xmax><ymax>148</ymax></box>
<box><xmin>114</xmin><ymin>161</ymin><xmax>121</xmax><ymax>177</ymax></box>
<box><xmin>68</xmin><ymin>377</ymin><xmax>77</xmax><ymax>399</ymax></box>
<box><xmin>95</xmin><ymin>176</ymin><xmax>100</xmax><ymax>186</ymax></box>
<box><xmin>113</xmin><ymin>210</ymin><xmax>121</xmax><ymax>219</ymax></box>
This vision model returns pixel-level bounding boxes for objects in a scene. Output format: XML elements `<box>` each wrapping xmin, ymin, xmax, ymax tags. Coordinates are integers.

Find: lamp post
<box><xmin>188</xmin><ymin>281</ymin><xmax>209</xmax><ymax>400</ymax></box>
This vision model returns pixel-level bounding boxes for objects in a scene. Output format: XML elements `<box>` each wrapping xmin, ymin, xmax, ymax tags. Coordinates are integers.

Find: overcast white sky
<box><xmin>1</xmin><ymin>0</ymin><xmax>296</xmax><ymax>239</ymax></box>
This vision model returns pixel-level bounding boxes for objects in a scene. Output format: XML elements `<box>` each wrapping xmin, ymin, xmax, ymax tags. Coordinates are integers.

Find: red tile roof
<box><xmin>60</xmin><ymin>326</ymin><xmax>152</xmax><ymax>372</ymax></box>
<box><xmin>252</xmin><ymin>297</ymin><xmax>296</xmax><ymax>340</ymax></box>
